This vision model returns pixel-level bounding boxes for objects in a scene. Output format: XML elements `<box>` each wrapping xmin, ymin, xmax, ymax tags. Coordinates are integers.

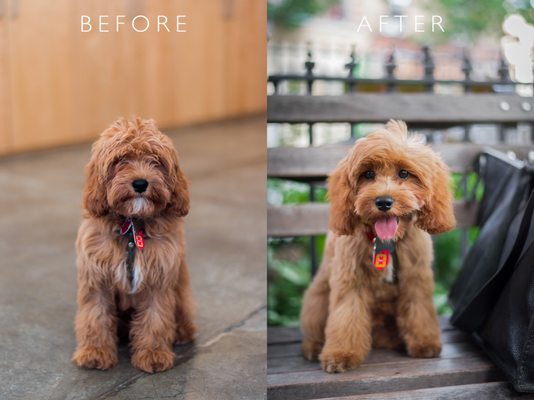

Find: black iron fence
<box><xmin>268</xmin><ymin>44</ymin><xmax>528</xmax><ymax>95</ymax></box>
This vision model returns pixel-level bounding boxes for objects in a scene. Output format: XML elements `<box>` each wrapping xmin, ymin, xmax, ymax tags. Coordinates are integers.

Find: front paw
<box><xmin>319</xmin><ymin>350</ymin><xmax>364</xmax><ymax>373</ymax></box>
<box><xmin>131</xmin><ymin>349</ymin><xmax>175</xmax><ymax>373</ymax></box>
<box><xmin>407</xmin><ymin>339</ymin><xmax>442</xmax><ymax>358</ymax></box>
<box><xmin>72</xmin><ymin>346</ymin><xmax>118</xmax><ymax>370</ymax></box>
<box><xmin>175</xmin><ymin>322</ymin><xmax>196</xmax><ymax>345</ymax></box>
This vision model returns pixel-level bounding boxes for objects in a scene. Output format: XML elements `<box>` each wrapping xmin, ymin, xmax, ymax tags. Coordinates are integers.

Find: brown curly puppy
<box><xmin>72</xmin><ymin>117</ymin><xmax>196</xmax><ymax>373</ymax></box>
<box><xmin>300</xmin><ymin>120</ymin><xmax>456</xmax><ymax>373</ymax></box>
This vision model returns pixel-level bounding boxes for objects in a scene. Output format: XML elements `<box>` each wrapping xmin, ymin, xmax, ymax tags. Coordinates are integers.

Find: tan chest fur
<box><xmin>76</xmin><ymin>217</ymin><xmax>185</xmax><ymax>299</ymax></box>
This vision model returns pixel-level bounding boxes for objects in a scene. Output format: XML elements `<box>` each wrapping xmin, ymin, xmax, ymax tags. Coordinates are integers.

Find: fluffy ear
<box><xmin>416</xmin><ymin>158</ymin><xmax>456</xmax><ymax>234</ymax></box>
<box><xmin>327</xmin><ymin>159</ymin><xmax>358</xmax><ymax>235</ymax></box>
<box><xmin>168</xmin><ymin>153</ymin><xmax>190</xmax><ymax>217</ymax></box>
<box><xmin>82</xmin><ymin>154</ymin><xmax>109</xmax><ymax>217</ymax></box>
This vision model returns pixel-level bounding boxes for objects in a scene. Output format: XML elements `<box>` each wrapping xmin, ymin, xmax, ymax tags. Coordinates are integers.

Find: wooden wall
<box><xmin>0</xmin><ymin>0</ymin><xmax>266</xmax><ymax>155</ymax></box>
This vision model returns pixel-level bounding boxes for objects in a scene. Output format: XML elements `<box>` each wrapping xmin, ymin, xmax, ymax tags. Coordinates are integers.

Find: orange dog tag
<box><xmin>135</xmin><ymin>230</ymin><xmax>144</xmax><ymax>250</ymax></box>
<box><xmin>373</xmin><ymin>250</ymin><xmax>390</xmax><ymax>270</ymax></box>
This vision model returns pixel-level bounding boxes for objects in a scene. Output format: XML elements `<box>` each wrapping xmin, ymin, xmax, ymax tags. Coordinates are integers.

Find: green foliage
<box><xmin>420</xmin><ymin>0</ymin><xmax>534</xmax><ymax>42</ymax></box>
<box><xmin>268</xmin><ymin>0</ymin><xmax>340</xmax><ymax>29</ymax></box>
<box><xmin>268</xmin><ymin>238</ymin><xmax>313</xmax><ymax>326</ymax></box>
<box><xmin>268</xmin><ymin>179</ymin><xmax>327</xmax><ymax>204</ymax></box>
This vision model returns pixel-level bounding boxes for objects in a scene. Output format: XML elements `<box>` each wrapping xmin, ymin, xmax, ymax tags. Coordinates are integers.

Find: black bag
<box><xmin>449</xmin><ymin>148</ymin><xmax>534</xmax><ymax>392</ymax></box>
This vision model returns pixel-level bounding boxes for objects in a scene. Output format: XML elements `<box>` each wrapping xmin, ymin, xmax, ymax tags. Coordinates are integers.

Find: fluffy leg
<box><xmin>397</xmin><ymin>292</ymin><xmax>441</xmax><ymax>358</ymax></box>
<box><xmin>72</xmin><ymin>284</ymin><xmax>118</xmax><ymax>370</ymax></box>
<box><xmin>319</xmin><ymin>287</ymin><xmax>372</xmax><ymax>373</ymax></box>
<box><xmin>130</xmin><ymin>289</ymin><xmax>177</xmax><ymax>373</ymax></box>
<box><xmin>301</xmin><ymin>233</ymin><xmax>335</xmax><ymax>360</ymax></box>
<box><xmin>396</xmin><ymin>246</ymin><xmax>441</xmax><ymax>358</ymax></box>
<box><xmin>301</xmin><ymin>264</ymin><xmax>330</xmax><ymax>360</ymax></box>
<box><xmin>174</xmin><ymin>260</ymin><xmax>196</xmax><ymax>344</ymax></box>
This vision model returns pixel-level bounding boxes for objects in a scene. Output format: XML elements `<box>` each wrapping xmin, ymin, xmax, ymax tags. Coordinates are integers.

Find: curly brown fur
<box><xmin>300</xmin><ymin>120</ymin><xmax>456</xmax><ymax>373</ymax></box>
<box><xmin>72</xmin><ymin>117</ymin><xmax>196</xmax><ymax>373</ymax></box>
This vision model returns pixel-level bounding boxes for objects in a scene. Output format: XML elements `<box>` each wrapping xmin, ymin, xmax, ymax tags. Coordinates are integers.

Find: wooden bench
<box><xmin>267</xmin><ymin>318</ymin><xmax>514</xmax><ymax>400</ymax></box>
<box><xmin>267</xmin><ymin>93</ymin><xmax>534</xmax><ymax>398</ymax></box>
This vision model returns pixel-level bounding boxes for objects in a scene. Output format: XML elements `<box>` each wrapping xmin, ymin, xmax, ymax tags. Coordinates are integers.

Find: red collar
<box><xmin>365</xmin><ymin>228</ymin><xmax>376</xmax><ymax>242</ymax></box>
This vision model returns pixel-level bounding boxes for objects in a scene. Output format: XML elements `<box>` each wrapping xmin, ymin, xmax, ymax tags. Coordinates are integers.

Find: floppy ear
<box><xmin>82</xmin><ymin>153</ymin><xmax>109</xmax><ymax>217</ymax></box>
<box><xmin>167</xmin><ymin>153</ymin><xmax>190</xmax><ymax>217</ymax></box>
<box><xmin>416</xmin><ymin>158</ymin><xmax>456</xmax><ymax>234</ymax></box>
<box><xmin>327</xmin><ymin>159</ymin><xmax>358</xmax><ymax>235</ymax></box>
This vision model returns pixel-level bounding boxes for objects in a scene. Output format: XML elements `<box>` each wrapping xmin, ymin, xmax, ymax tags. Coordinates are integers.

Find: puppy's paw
<box><xmin>132</xmin><ymin>349</ymin><xmax>175</xmax><ymax>373</ymax></box>
<box><xmin>175</xmin><ymin>322</ymin><xmax>196</xmax><ymax>345</ymax></box>
<box><xmin>72</xmin><ymin>346</ymin><xmax>118</xmax><ymax>370</ymax></box>
<box><xmin>319</xmin><ymin>350</ymin><xmax>363</xmax><ymax>373</ymax></box>
<box><xmin>302</xmin><ymin>339</ymin><xmax>322</xmax><ymax>361</ymax></box>
<box><xmin>407</xmin><ymin>340</ymin><xmax>442</xmax><ymax>358</ymax></box>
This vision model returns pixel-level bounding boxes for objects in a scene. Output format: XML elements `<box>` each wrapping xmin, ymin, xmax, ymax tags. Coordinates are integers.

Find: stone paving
<box><xmin>0</xmin><ymin>116</ymin><xmax>266</xmax><ymax>400</ymax></box>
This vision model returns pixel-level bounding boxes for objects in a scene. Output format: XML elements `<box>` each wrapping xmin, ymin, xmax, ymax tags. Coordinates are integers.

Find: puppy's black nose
<box><xmin>375</xmin><ymin>196</ymin><xmax>394</xmax><ymax>212</ymax></box>
<box><xmin>132</xmin><ymin>179</ymin><xmax>148</xmax><ymax>193</ymax></box>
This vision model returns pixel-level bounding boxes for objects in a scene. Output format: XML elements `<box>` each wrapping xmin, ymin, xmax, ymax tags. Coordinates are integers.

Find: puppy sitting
<box><xmin>300</xmin><ymin>120</ymin><xmax>455</xmax><ymax>373</ymax></box>
<box><xmin>72</xmin><ymin>117</ymin><xmax>196</xmax><ymax>373</ymax></box>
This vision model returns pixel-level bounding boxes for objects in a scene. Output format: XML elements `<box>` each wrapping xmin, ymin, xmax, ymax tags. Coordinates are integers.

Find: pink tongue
<box><xmin>374</xmin><ymin>217</ymin><xmax>398</xmax><ymax>241</ymax></box>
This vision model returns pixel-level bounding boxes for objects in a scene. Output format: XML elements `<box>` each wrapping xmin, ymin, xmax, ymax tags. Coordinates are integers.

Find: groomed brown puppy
<box><xmin>300</xmin><ymin>120</ymin><xmax>455</xmax><ymax>373</ymax></box>
<box><xmin>72</xmin><ymin>117</ymin><xmax>195</xmax><ymax>373</ymax></box>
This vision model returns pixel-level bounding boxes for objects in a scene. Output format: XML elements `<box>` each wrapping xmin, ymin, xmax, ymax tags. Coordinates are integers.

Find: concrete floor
<box><xmin>0</xmin><ymin>116</ymin><xmax>266</xmax><ymax>400</ymax></box>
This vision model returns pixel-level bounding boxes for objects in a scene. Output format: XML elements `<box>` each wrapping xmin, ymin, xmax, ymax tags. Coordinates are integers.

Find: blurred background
<box><xmin>267</xmin><ymin>0</ymin><xmax>534</xmax><ymax>326</ymax></box>
<box><xmin>0</xmin><ymin>0</ymin><xmax>265</xmax><ymax>155</ymax></box>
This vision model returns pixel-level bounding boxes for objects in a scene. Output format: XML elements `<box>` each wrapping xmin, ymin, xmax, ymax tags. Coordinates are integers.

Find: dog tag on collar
<box><xmin>135</xmin><ymin>230</ymin><xmax>144</xmax><ymax>250</ymax></box>
<box><xmin>373</xmin><ymin>239</ymin><xmax>394</xmax><ymax>271</ymax></box>
<box><xmin>373</xmin><ymin>250</ymin><xmax>390</xmax><ymax>270</ymax></box>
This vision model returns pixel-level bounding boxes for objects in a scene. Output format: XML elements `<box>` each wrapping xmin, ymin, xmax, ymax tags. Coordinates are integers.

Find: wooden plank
<box><xmin>267</xmin><ymin>349</ymin><xmax>486</xmax><ymax>377</ymax></box>
<box><xmin>268</xmin><ymin>339</ymin><xmax>478</xmax><ymax>362</ymax></box>
<box><xmin>267</xmin><ymin>201</ymin><xmax>477</xmax><ymax>237</ymax></box>
<box><xmin>268</xmin><ymin>143</ymin><xmax>533</xmax><ymax>179</ymax></box>
<box><xmin>319</xmin><ymin>381</ymin><xmax>525</xmax><ymax>400</ymax></box>
<box><xmin>268</xmin><ymin>203</ymin><xmax>329</xmax><ymax>236</ymax></box>
<box><xmin>267</xmin><ymin>356</ymin><xmax>502</xmax><ymax>400</ymax></box>
<box><xmin>268</xmin><ymin>327</ymin><xmax>469</xmax><ymax>347</ymax></box>
<box><xmin>268</xmin><ymin>94</ymin><xmax>534</xmax><ymax>124</ymax></box>
<box><xmin>268</xmin><ymin>326</ymin><xmax>302</xmax><ymax>345</ymax></box>
<box><xmin>268</xmin><ymin>317</ymin><xmax>460</xmax><ymax>345</ymax></box>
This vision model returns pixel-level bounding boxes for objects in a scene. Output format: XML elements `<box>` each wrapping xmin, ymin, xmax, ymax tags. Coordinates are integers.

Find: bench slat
<box><xmin>268</xmin><ymin>341</ymin><xmax>481</xmax><ymax>370</ymax></box>
<box><xmin>268</xmin><ymin>143</ymin><xmax>532</xmax><ymax>179</ymax></box>
<box><xmin>268</xmin><ymin>325</ymin><xmax>468</xmax><ymax>346</ymax></box>
<box><xmin>267</xmin><ymin>356</ymin><xmax>502</xmax><ymax>400</ymax></box>
<box><xmin>268</xmin><ymin>94</ymin><xmax>534</xmax><ymax>124</ymax></box>
<box><xmin>268</xmin><ymin>202</ymin><xmax>477</xmax><ymax>237</ymax></box>
<box><xmin>318</xmin><ymin>381</ymin><xmax>518</xmax><ymax>400</ymax></box>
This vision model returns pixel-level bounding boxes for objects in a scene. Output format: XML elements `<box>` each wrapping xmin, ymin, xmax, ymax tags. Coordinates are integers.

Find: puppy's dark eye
<box><xmin>398</xmin><ymin>169</ymin><xmax>410</xmax><ymax>179</ymax></box>
<box><xmin>363</xmin><ymin>170</ymin><xmax>375</xmax><ymax>180</ymax></box>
